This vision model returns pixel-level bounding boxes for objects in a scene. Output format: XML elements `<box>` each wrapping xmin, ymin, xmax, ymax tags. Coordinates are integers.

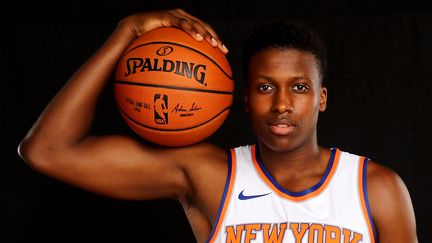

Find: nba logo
<box><xmin>154</xmin><ymin>94</ymin><xmax>168</xmax><ymax>124</ymax></box>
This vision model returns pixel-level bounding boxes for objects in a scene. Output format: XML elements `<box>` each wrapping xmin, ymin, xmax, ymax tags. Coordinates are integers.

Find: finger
<box><xmin>174</xmin><ymin>9</ymin><xmax>224</xmax><ymax>48</ymax></box>
<box><xmin>186</xmin><ymin>18</ymin><xmax>219</xmax><ymax>47</ymax></box>
<box><xmin>177</xmin><ymin>18</ymin><xmax>206</xmax><ymax>41</ymax></box>
<box><xmin>168</xmin><ymin>9</ymin><xmax>228</xmax><ymax>54</ymax></box>
<box><xmin>166</xmin><ymin>10</ymin><xmax>202</xmax><ymax>40</ymax></box>
<box><xmin>173</xmin><ymin>9</ymin><xmax>228</xmax><ymax>52</ymax></box>
<box><xmin>175</xmin><ymin>9</ymin><xmax>220</xmax><ymax>39</ymax></box>
<box><xmin>218</xmin><ymin>42</ymin><xmax>229</xmax><ymax>54</ymax></box>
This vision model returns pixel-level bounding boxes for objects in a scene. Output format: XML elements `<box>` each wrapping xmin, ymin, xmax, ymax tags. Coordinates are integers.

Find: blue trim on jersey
<box><xmin>254</xmin><ymin>145</ymin><xmax>337</xmax><ymax>197</ymax></box>
<box><xmin>206</xmin><ymin>149</ymin><xmax>233</xmax><ymax>243</ymax></box>
<box><xmin>362</xmin><ymin>157</ymin><xmax>378</xmax><ymax>242</ymax></box>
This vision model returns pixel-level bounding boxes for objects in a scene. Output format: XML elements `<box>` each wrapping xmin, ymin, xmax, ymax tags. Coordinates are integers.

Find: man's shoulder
<box><xmin>330</xmin><ymin>147</ymin><xmax>399</xmax><ymax>177</ymax></box>
<box><xmin>338</xmin><ymin>148</ymin><xmax>406</xmax><ymax>199</ymax></box>
<box><xmin>332</xmin><ymin>147</ymin><xmax>377</xmax><ymax>166</ymax></box>
<box><xmin>173</xmin><ymin>142</ymin><xmax>231</xmax><ymax>166</ymax></box>
<box><xmin>333</xmin><ymin>148</ymin><xmax>394</xmax><ymax>174</ymax></box>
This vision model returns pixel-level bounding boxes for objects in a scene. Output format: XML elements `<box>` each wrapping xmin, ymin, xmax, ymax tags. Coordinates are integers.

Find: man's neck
<box><xmin>257</xmin><ymin>141</ymin><xmax>331</xmax><ymax>192</ymax></box>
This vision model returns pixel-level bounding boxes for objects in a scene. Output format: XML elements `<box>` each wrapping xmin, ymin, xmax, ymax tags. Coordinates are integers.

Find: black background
<box><xmin>2</xmin><ymin>0</ymin><xmax>431</xmax><ymax>242</ymax></box>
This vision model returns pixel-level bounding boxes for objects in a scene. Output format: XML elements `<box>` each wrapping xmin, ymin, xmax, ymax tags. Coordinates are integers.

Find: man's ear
<box><xmin>319</xmin><ymin>87</ymin><xmax>327</xmax><ymax>112</ymax></box>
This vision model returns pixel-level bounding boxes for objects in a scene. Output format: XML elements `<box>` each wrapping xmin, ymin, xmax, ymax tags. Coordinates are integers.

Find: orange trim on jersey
<box><xmin>208</xmin><ymin>148</ymin><xmax>237</xmax><ymax>243</ymax></box>
<box><xmin>358</xmin><ymin>157</ymin><xmax>377</xmax><ymax>243</ymax></box>
<box><xmin>251</xmin><ymin>145</ymin><xmax>341</xmax><ymax>202</ymax></box>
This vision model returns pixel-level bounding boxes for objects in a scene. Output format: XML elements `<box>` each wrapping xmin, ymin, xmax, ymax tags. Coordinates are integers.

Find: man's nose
<box><xmin>271</xmin><ymin>89</ymin><xmax>294</xmax><ymax>114</ymax></box>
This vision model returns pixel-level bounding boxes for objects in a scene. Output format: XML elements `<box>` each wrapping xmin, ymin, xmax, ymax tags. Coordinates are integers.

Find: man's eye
<box><xmin>293</xmin><ymin>84</ymin><xmax>309</xmax><ymax>92</ymax></box>
<box><xmin>258</xmin><ymin>84</ymin><xmax>273</xmax><ymax>92</ymax></box>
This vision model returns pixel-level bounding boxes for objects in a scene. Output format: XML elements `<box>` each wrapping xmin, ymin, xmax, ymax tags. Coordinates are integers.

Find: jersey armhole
<box><xmin>206</xmin><ymin>148</ymin><xmax>237</xmax><ymax>243</ymax></box>
<box><xmin>359</xmin><ymin>157</ymin><xmax>378</xmax><ymax>242</ymax></box>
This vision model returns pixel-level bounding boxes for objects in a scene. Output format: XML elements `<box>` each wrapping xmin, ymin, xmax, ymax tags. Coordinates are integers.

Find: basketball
<box><xmin>114</xmin><ymin>27</ymin><xmax>234</xmax><ymax>147</ymax></box>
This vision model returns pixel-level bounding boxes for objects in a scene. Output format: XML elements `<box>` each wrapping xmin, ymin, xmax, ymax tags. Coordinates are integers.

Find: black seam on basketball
<box><xmin>124</xmin><ymin>41</ymin><xmax>233</xmax><ymax>81</ymax></box>
<box><xmin>118</xmin><ymin>106</ymin><xmax>231</xmax><ymax>132</ymax></box>
<box><xmin>115</xmin><ymin>80</ymin><xmax>234</xmax><ymax>95</ymax></box>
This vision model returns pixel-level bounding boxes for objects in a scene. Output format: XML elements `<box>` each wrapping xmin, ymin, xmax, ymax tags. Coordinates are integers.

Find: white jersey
<box><xmin>207</xmin><ymin>145</ymin><xmax>376</xmax><ymax>243</ymax></box>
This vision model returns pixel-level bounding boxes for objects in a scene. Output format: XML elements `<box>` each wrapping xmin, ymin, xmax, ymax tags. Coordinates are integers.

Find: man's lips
<box><xmin>267</xmin><ymin>119</ymin><xmax>297</xmax><ymax>135</ymax></box>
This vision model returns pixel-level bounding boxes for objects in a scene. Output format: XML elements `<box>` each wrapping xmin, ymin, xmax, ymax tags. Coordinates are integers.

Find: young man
<box><xmin>18</xmin><ymin>9</ymin><xmax>417</xmax><ymax>243</ymax></box>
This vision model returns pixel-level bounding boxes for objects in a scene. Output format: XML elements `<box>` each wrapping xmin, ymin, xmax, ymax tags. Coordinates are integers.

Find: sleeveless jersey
<box><xmin>207</xmin><ymin>145</ymin><xmax>376</xmax><ymax>243</ymax></box>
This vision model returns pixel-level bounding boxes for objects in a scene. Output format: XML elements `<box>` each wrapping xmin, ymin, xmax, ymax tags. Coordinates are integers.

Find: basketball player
<box><xmin>18</xmin><ymin>9</ymin><xmax>417</xmax><ymax>242</ymax></box>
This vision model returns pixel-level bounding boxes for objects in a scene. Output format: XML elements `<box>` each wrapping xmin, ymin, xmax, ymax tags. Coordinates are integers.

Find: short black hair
<box><xmin>242</xmin><ymin>21</ymin><xmax>327</xmax><ymax>84</ymax></box>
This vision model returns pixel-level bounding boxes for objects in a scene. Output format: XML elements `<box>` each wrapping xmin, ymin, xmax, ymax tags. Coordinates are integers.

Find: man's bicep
<box><xmin>34</xmin><ymin>135</ymin><xmax>189</xmax><ymax>201</ymax></box>
<box><xmin>367</xmin><ymin>162</ymin><xmax>418</xmax><ymax>243</ymax></box>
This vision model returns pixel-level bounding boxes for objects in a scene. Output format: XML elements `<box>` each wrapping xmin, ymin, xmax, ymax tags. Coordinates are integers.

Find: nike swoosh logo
<box><xmin>238</xmin><ymin>190</ymin><xmax>271</xmax><ymax>200</ymax></box>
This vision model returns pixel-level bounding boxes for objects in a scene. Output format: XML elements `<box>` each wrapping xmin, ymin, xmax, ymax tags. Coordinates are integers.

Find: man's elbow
<box><xmin>17</xmin><ymin>137</ymin><xmax>52</xmax><ymax>172</ymax></box>
<box><xmin>18</xmin><ymin>137</ymin><xmax>32</xmax><ymax>164</ymax></box>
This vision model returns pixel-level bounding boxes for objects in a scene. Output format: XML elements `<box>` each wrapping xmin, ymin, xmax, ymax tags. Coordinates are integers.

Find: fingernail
<box><xmin>211</xmin><ymin>37</ymin><xmax>218</xmax><ymax>46</ymax></box>
<box><xmin>222</xmin><ymin>44</ymin><xmax>228</xmax><ymax>53</ymax></box>
<box><xmin>196</xmin><ymin>33</ymin><xmax>204</xmax><ymax>41</ymax></box>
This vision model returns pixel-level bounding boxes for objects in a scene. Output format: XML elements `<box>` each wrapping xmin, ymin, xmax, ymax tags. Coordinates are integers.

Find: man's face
<box><xmin>245</xmin><ymin>48</ymin><xmax>327</xmax><ymax>152</ymax></box>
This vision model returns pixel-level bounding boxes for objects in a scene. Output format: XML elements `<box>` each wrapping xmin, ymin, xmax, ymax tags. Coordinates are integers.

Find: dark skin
<box><xmin>18</xmin><ymin>9</ymin><xmax>417</xmax><ymax>243</ymax></box>
<box><xmin>246</xmin><ymin>48</ymin><xmax>331</xmax><ymax>192</ymax></box>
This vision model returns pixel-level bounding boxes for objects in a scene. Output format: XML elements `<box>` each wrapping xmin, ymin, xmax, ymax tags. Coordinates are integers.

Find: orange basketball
<box><xmin>114</xmin><ymin>27</ymin><xmax>234</xmax><ymax>147</ymax></box>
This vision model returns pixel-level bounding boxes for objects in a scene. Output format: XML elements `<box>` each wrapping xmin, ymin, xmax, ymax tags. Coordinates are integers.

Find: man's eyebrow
<box><xmin>250</xmin><ymin>73</ymin><xmax>314</xmax><ymax>84</ymax></box>
<box><xmin>292</xmin><ymin>75</ymin><xmax>312</xmax><ymax>82</ymax></box>
<box><xmin>253</xmin><ymin>74</ymin><xmax>274</xmax><ymax>81</ymax></box>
